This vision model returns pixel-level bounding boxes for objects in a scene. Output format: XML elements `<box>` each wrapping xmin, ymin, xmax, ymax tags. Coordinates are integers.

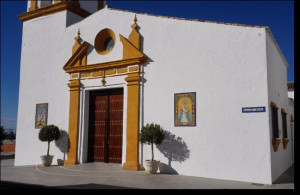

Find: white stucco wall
<box><xmin>27</xmin><ymin>0</ymin><xmax>31</xmax><ymax>12</ymax></box>
<box><xmin>16</xmin><ymin>6</ymin><xmax>290</xmax><ymax>185</ymax></box>
<box><xmin>134</xmin><ymin>12</ymin><xmax>271</xmax><ymax>184</ymax></box>
<box><xmin>266</xmin><ymin>31</ymin><xmax>293</xmax><ymax>183</ymax></box>
<box><xmin>288</xmin><ymin>91</ymin><xmax>294</xmax><ymax>99</ymax></box>
<box><xmin>15</xmin><ymin>11</ymin><xmax>71</xmax><ymax>166</ymax></box>
<box><xmin>66</xmin><ymin>7</ymin><xmax>273</xmax><ymax>184</ymax></box>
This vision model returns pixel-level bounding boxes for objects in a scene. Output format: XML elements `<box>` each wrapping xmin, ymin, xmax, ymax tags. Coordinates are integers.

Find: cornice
<box><xmin>64</xmin><ymin>58</ymin><xmax>146</xmax><ymax>74</ymax></box>
<box><xmin>18</xmin><ymin>1</ymin><xmax>91</xmax><ymax>22</ymax></box>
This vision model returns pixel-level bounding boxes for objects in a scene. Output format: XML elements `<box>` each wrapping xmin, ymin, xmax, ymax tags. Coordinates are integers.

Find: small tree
<box><xmin>0</xmin><ymin>126</ymin><xmax>5</xmax><ymax>146</ymax></box>
<box><xmin>38</xmin><ymin>125</ymin><xmax>60</xmax><ymax>156</ymax></box>
<box><xmin>139</xmin><ymin>123</ymin><xmax>165</xmax><ymax>161</ymax></box>
<box><xmin>6</xmin><ymin>130</ymin><xmax>16</xmax><ymax>141</ymax></box>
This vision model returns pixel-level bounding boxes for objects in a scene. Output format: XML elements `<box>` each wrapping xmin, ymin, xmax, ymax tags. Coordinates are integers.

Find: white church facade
<box><xmin>15</xmin><ymin>0</ymin><xmax>294</xmax><ymax>185</ymax></box>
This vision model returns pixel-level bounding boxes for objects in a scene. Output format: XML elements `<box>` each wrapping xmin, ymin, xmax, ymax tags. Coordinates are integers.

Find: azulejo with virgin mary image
<box><xmin>174</xmin><ymin>92</ymin><xmax>196</xmax><ymax>126</ymax></box>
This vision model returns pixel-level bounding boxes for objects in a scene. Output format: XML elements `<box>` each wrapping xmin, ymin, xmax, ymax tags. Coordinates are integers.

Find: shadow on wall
<box><xmin>55</xmin><ymin>130</ymin><xmax>69</xmax><ymax>166</ymax></box>
<box><xmin>156</xmin><ymin>130</ymin><xmax>190</xmax><ymax>174</ymax></box>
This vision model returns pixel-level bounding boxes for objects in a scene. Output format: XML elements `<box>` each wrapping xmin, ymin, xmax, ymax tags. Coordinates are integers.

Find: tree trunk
<box><xmin>47</xmin><ymin>141</ymin><xmax>50</xmax><ymax>156</ymax></box>
<box><xmin>151</xmin><ymin>142</ymin><xmax>154</xmax><ymax>161</ymax></box>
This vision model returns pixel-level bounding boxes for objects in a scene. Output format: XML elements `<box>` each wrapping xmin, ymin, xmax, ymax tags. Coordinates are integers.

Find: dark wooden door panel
<box><xmin>88</xmin><ymin>89</ymin><xmax>123</xmax><ymax>163</ymax></box>
<box><xmin>88</xmin><ymin>93</ymin><xmax>107</xmax><ymax>162</ymax></box>
<box><xmin>108</xmin><ymin>93</ymin><xmax>123</xmax><ymax>163</ymax></box>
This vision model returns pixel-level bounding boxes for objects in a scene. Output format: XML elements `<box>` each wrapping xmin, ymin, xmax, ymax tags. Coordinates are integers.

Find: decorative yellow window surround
<box><xmin>63</xmin><ymin>16</ymin><xmax>147</xmax><ymax>171</ymax></box>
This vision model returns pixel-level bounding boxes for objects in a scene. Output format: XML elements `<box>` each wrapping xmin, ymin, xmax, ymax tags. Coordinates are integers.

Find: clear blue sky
<box><xmin>0</xmin><ymin>1</ymin><xmax>294</xmax><ymax>131</ymax></box>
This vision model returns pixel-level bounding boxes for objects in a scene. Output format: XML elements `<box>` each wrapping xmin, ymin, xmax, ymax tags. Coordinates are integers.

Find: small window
<box><xmin>39</xmin><ymin>0</ymin><xmax>53</xmax><ymax>8</ymax></box>
<box><xmin>271</xmin><ymin>102</ymin><xmax>279</xmax><ymax>139</ymax></box>
<box><xmin>281</xmin><ymin>109</ymin><xmax>288</xmax><ymax>139</ymax></box>
<box><xmin>94</xmin><ymin>28</ymin><xmax>116</xmax><ymax>55</ymax></box>
<box><xmin>103</xmin><ymin>37</ymin><xmax>114</xmax><ymax>51</ymax></box>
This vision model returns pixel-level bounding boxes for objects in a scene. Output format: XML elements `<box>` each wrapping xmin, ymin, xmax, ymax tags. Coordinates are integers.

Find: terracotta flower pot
<box><xmin>144</xmin><ymin>160</ymin><xmax>160</xmax><ymax>174</ymax></box>
<box><xmin>283</xmin><ymin>139</ymin><xmax>289</xmax><ymax>150</ymax></box>
<box><xmin>41</xmin><ymin>155</ymin><xmax>54</xmax><ymax>166</ymax></box>
<box><xmin>272</xmin><ymin>139</ymin><xmax>281</xmax><ymax>152</ymax></box>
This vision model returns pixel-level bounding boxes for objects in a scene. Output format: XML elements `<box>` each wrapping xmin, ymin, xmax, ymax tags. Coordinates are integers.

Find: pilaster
<box><xmin>123</xmin><ymin>72</ymin><xmax>141</xmax><ymax>170</ymax></box>
<box><xmin>64</xmin><ymin>79</ymin><xmax>81</xmax><ymax>166</ymax></box>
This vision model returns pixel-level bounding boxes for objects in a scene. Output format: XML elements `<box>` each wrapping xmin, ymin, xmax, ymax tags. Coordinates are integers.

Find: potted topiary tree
<box><xmin>139</xmin><ymin>123</ymin><xmax>165</xmax><ymax>174</ymax></box>
<box><xmin>38</xmin><ymin>125</ymin><xmax>60</xmax><ymax>166</ymax></box>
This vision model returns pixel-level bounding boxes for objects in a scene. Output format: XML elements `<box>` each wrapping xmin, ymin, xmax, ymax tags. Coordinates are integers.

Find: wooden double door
<box><xmin>88</xmin><ymin>88</ymin><xmax>123</xmax><ymax>163</ymax></box>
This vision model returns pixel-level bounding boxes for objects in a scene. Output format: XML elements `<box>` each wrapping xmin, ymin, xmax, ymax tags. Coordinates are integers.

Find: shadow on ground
<box><xmin>0</xmin><ymin>181</ymin><xmax>137</xmax><ymax>189</ymax></box>
<box><xmin>0</xmin><ymin>181</ymin><xmax>50</xmax><ymax>189</ymax></box>
<box><xmin>273</xmin><ymin>163</ymin><xmax>294</xmax><ymax>184</ymax></box>
<box><xmin>55</xmin><ymin>183</ymin><xmax>136</xmax><ymax>189</ymax></box>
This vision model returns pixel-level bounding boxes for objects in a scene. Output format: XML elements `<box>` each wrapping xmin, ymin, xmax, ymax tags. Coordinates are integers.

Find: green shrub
<box><xmin>38</xmin><ymin>125</ymin><xmax>60</xmax><ymax>156</ymax></box>
<box><xmin>139</xmin><ymin>123</ymin><xmax>165</xmax><ymax>161</ymax></box>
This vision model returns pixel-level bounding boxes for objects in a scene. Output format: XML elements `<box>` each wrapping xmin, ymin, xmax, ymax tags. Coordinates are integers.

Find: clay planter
<box><xmin>282</xmin><ymin>139</ymin><xmax>289</xmax><ymax>150</ymax></box>
<box><xmin>144</xmin><ymin>160</ymin><xmax>160</xmax><ymax>174</ymax></box>
<box><xmin>41</xmin><ymin>155</ymin><xmax>54</xmax><ymax>166</ymax></box>
<box><xmin>272</xmin><ymin>139</ymin><xmax>281</xmax><ymax>152</ymax></box>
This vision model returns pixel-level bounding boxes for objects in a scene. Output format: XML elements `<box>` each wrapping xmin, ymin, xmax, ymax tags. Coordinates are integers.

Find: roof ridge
<box><xmin>107</xmin><ymin>7</ymin><xmax>269</xmax><ymax>29</ymax></box>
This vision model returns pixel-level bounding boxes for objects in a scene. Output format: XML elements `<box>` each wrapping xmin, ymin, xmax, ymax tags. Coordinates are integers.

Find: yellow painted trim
<box><xmin>63</xmin><ymin>41</ymin><xmax>90</xmax><ymax>70</ymax></box>
<box><xmin>64</xmin><ymin>79</ymin><xmax>81</xmax><ymax>166</ymax></box>
<box><xmin>63</xmin><ymin>21</ymin><xmax>147</xmax><ymax>170</ymax></box>
<box><xmin>29</xmin><ymin>0</ymin><xmax>38</xmax><ymax>12</ymax></box>
<box><xmin>80</xmin><ymin>71</ymin><xmax>134</xmax><ymax>80</ymax></box>
<box><xmin>71</xmin><ymin>74</ymin><xmax>79</xmax><ymax>79</ymax></box>
<box><xmin>129</xmin><ymin>15</ymin><xmax>141</xmax><ymax>50</ymax></box>
<box><xmin>129</xmin><ymin>66</ymin><xmax>138</xmax><ymax>72</ymax></box>
<box><xmin>119</xmin><ymin>35</ymin><xmax>146</xmax><ymax>60</ymax></box>
<box><xmin>18</xmin><ymin>1</ymin><xmax>91</xmax><ymax>21</ymax></box>
<box><xmin>101</xmin><ymin>70</ymin><xmax>106</xmax><ymax>86</ymax></box>
<box><xmin>123</xmin><ymin>72</ymin><xmax>141</xmax><ymax>170</ymax></box>
<box><xmin>117</xmin><ymin>68</ymin><xmax>128</xmax><ymax>74</ymax></box>
<box><xmin>72</xmin><ymin>30</ymin><xmax>82</xmax><ymax>55</ymax></box>
<box><xmin>54</xmin><ymin>0</ymin><xmax>62</xmax><ymax>4</ymax></box>
<box><xmin>63</xmin><ymin>33</ymin><xmax>146</xmax><ymax>74</ymax></box>
<box><xmin>64</xmin><ymin>58</ymin><xmax>144</xmax><ymax>74</ymax></box>
<box><xmin>105</xmin><ymin>69</ymin><xmax>116</xmax><ymax>75</ymax></box>
<box><xmin>81</xmin><ymin>72</ymin><xmax>91</xmax><ymax>78</ymax></box>
<box><xmin>91</xmin><ymin>71</ymin><xmax>102</xmax><ymax>77</ymax></box>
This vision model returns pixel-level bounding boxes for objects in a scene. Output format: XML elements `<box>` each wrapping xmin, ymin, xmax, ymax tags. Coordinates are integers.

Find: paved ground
<box><xmin>0</xmin><ymin>152</ymin><xmax>294</xmax><ymax>189</ymax></box>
